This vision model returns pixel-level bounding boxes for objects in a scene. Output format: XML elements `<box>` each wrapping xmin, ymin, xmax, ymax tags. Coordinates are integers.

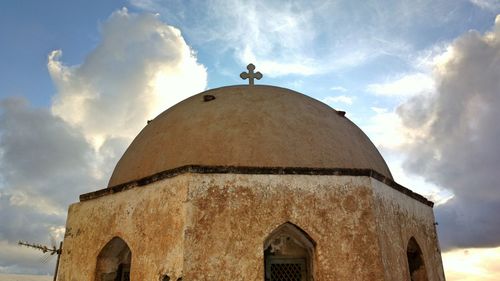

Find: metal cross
<box><xmin>240</xmin><ymin>63</ymin><xmax>263</xmax><ymax>85</ymax></box>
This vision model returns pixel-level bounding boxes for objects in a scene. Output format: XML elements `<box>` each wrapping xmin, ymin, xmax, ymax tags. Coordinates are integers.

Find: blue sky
<box><xmin>1</xmin><ymin>0</ymin><xmax>500</xmax><ymax>278</ymax></box>
<box><xmin>1</xmin><ymin>0</ymin><xmax>495</xmax><ymax>106</ymax></box>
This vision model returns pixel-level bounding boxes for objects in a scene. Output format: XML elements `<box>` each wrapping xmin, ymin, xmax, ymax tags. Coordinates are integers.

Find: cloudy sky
<box><xmin>0</xmin><ymin>0</ymin><xmax>499</xmax><ymax>279</ymax></box>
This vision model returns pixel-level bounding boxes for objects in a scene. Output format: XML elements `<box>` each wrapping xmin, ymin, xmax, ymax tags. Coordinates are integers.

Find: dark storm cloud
<box><xmin>0</xmin><ymin>97</ymin><xmax>97</xmax><ymax>204</ymax></box>
<box><xmin>398</xmin><ymin>16</ymin><xmax>500</xmax><ymax>249</ymax></box>
<box><xmin>0</xmin><ymin>98</ymin><xmax>101</xmax><ymax>274</ymax></box>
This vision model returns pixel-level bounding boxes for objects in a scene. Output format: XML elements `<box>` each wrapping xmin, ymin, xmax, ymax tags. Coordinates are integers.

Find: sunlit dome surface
<box><xmin>108</xmin><ymin>85</ymin><xmax>392</xmax><ymax>187</ymax></box>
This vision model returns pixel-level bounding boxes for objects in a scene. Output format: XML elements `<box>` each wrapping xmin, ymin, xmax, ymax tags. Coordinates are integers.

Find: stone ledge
<box><xmin>79</xmin><ymin>165</ymin><xmax>433</xmax><ymax>207</ymax></box>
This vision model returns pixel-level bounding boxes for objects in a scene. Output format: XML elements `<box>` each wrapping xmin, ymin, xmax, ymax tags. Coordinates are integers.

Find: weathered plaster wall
<box><xmin>58</xmin><ymin>173</ymin><xmax>443</xmax><ymax>281</ymax></box>
<box><xmin>371</xmin><ymin>179</ymin><xmax>446</xmax><ymax>281</ymax></box>
<box><xmin>57</xmin><ymin>175</ymin><xmax>189</xmax><ymax>281</ymax></box>
<box><xmin>183</xmin><ymin>174</ymin><xmax>386</xmax><ymax>281</ymax></box>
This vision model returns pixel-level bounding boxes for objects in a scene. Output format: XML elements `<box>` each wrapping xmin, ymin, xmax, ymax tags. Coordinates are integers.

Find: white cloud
<box><xmin>443</xmin><ymin>246</ymin><xmax>500</xmax><ymax>281</ymax></box>
<box><xmin>397</xmin><ymin>15</ymin><xmax>500</xmax><ymax>249</ymax></box>
<box><xmin>0</xmin><ymin>8</ymin><xmax>207</xmax><ymax>274</ymax></box>
<box><xmin>216</xmin><ymin>0</ymin><xmax>320</xmax><ymax>76</ymax></box>
<box><xmin>367</xmin><ymin>72</ymin><xmax>435</xmax><ymax>97</ymax></box>
<box><xmin>49</xmin><ymin>8</ymin><xmax>207</xmax><ymax>147</ymax></box>
<box><xmin>132</xmin><ymin>0</ymin><xmax>467</xmax><ymax>77</ymax></box>
<box><xmin>322</xmin><ymin>95</ymin><xmax>354</xmax><ymax>105</ymax></box>
<box><xmin>360</xmin><ymin>16</ymin><xmax>500</xmax><ymax>251</ymax></box>
<box><xmin>469</xmin><ymin>0</ymin><xmax>500</xmax><ymax>11</ymax></box>
<box><xmin>379</xmin><ymin>150</ymin><xmax>453</xmax><ymax>205</ymax></box>
<box><xmin>205</xmin><ymin>0</ymin><xmax>413</xmax><ymax>76</ymax></box>
<box><xmin>330</xmin><ymin>86</ymin><xmax>347</xmax><ymax>92</ymax></box>
<box><xmin>135</xmin><ymin>0</ymin><xmax>322</xmax><ymax>77</ymax></box>
<box><xmin>361</xmin><ymin>107</ymin><xmax>408</xmax><ymax>149</ymax></box>
<box><xmin>357</xmin><ymin>106</ymin><xmax>453</xmax><ymax>205</ymax></box>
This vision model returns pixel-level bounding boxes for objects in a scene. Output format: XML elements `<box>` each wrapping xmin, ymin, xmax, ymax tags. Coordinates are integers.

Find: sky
<box><xmin>0</xmin><ymin>0</ymin><xmax>499</xmax><ymax>279</ymax></box>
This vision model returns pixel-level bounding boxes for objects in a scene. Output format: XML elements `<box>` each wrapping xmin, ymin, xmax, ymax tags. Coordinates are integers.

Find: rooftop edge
<box><xmin>81</xmin><ymin>165</ymin><xmax>433</xmax><ymax>207</ymax></box>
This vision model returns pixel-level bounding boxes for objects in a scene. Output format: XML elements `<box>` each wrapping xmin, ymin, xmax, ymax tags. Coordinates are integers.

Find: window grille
<box><xmin>268</xmin><ymin>258</ymin><xmax>306</xmax><ymax>281</ymax></box>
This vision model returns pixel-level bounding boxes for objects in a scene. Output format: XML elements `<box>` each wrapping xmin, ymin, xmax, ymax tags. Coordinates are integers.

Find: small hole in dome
<box><xmin>203</xmin><ymin>95</ymin><xmax>216</xmax><ymax>102</ymax></box>
<box><xmin>337</xmin><ymin>111</ymin><xmax>346</xmax><ymax>117</ymax></box>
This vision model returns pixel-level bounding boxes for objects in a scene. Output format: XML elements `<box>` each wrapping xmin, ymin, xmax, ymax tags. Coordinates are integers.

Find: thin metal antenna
<box><xmin>18</xmin><ymin>240</ymin><xmax>63</xmax><ymax>281</ymax></box>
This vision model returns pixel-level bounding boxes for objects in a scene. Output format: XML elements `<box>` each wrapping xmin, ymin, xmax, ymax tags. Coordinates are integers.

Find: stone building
<box><xmin>57</xmin><ymin>67</ymin><xmax>446</xmax><ymax>281</ymax></box>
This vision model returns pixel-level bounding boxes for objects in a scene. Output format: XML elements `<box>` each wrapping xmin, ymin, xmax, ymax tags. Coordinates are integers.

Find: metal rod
<box><xmin>52</xmin><ymin>241</ymin><xmax>62</xmax><ymax>281</ymax></box>
<box><xmin>18</xmin><ymin>240</ymin><xmax>62</xmax><ymax>280</ymax></box>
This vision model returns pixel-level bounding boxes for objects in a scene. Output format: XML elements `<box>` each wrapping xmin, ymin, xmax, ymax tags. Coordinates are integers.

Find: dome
<box><xmin>108</xmin><ymin>85</ymin><xmax>392</xmax><ymax>187</ymax></box>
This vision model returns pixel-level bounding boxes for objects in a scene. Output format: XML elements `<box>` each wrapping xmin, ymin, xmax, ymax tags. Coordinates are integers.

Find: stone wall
<box><xmin>183</xmin><ymin>174</ymin><xmax>385</xmax><ymax>281</ymax></box>
<box><xmin>371</xmin><ymin>178</ymin><xmax>446</xmax><ymax>281</ymax></box>
<box><xmin>57</xmin><ymin>175</ymin><xmax>188</xmax><ymax>280</ymax></box>
<box><xmin>57</xmin><ymin>173</ymin><xmax>442</xmax><ymax>281</ymax></box>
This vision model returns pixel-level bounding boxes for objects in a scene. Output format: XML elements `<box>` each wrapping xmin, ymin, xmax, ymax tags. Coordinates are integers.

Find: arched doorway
<box><xmin>406</xmin><ymin>237</ymin><xmax>428</xmax><ymax>281</ymax></box>
<box><xmin>95</xmin><ymin>237</ymin><xmax>131</xmax><ymax>281</ymax></box>
<box><xmin>264</xmin><ymin>222</ymin><xmax>315</xmax><ymax>281</ymax></box>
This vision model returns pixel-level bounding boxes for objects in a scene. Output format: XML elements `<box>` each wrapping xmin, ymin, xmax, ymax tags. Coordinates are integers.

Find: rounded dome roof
<box><xmin>108</xmin><ymin>85</ymin><xmax>392</xmax><ymax>187</ymax></box>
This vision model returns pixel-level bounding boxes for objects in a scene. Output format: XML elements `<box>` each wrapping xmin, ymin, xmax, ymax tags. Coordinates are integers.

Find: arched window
<box><xmin>264</xmin><ymin>222</ymin><xmax>315</xmax><ymax>281</ymax></box>
<box><xmin>95</xmin><ymin>237</ymin><xmax>131</xmax><ymax>281</ymax></box>
<box><xmin>406</xmin><ymin>237</ymin><xmax>428</xmax><ymax>281</ymax></box>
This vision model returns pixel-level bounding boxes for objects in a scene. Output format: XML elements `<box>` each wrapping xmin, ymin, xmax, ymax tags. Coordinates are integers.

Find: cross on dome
<box><xmin>240</xmin><ymin>63</ymin><xmax>263</xmax><ymax>85</ymax></box>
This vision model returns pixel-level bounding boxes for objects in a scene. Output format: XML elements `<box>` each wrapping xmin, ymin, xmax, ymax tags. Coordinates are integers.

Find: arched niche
<box><xmin>406</xmin><ymin>237</ymin><xmax>428</xmax><ymax>281</ymax></box>
<box><xmin>264</xmin><ymin>222</ymin><xmax>315</xmax><ymax>281</ymax></box>
<box><xmin>95</xmin><ymin>237</ymin><xmax>132</xmax><ymax>281</ymax></box>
